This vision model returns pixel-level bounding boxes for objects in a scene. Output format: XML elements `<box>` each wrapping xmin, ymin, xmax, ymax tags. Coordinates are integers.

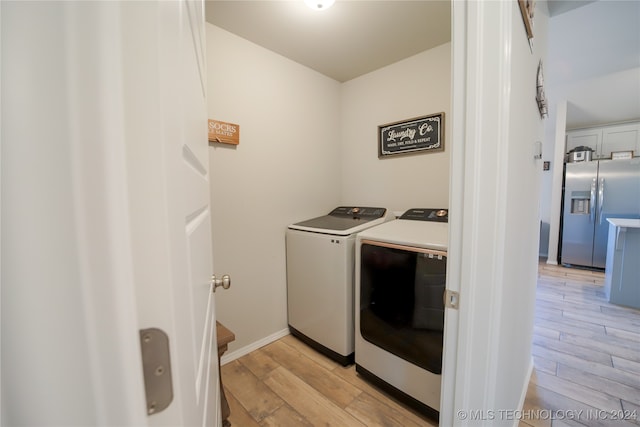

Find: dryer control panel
<box><xmin>400</xmin><ymin>208</ymin><xmax>448</xmax><ymax>222</ymax></box>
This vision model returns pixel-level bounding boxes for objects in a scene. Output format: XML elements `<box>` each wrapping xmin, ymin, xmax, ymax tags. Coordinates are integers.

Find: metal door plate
<box><xmin>140</xmin><ymin>328</ymin><xmax>173</xmax><ymax>415</ymax></box>
<box><xmin>445</xmin><ymin>290</ymin><xmax>459</xmax><ymax>309</ymax></box>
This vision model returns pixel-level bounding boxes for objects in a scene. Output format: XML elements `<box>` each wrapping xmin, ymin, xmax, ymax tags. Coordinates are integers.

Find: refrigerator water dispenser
<box><xmin>570</xmin><ymin>191</ymin><xmax>591</xmax><ymax>214</ymax></box>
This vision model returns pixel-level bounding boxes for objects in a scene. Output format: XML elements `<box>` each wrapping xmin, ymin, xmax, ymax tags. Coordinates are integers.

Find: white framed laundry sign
<box><xmin>378</xmin><ymin>113</ymin><xmax>444</xmax><ymax>158</ymax></box>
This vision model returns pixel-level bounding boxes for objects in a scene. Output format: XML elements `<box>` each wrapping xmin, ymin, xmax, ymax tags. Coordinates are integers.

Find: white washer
<box><xmin>355</xmin><ymin>208</ymin><xmax>448</xmax><ymax>421</ymax></box>
<box><xmin>286</xmin><ymin>206</ymin><xmax>391</xmax><ymax>365</ymax></box>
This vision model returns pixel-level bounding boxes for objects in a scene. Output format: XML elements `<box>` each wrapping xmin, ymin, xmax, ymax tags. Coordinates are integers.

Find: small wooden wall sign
<box><xmin>208</xmin><ymin>119</ymin><xmax>239</xmax><ymax>145</ymax></box>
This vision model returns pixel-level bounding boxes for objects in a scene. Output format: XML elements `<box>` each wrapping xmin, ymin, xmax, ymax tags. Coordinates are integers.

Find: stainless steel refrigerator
<box><xmin>561</xmin><ymin>158</ymin><xmax>640</xmax><ymax>269</ymax></box>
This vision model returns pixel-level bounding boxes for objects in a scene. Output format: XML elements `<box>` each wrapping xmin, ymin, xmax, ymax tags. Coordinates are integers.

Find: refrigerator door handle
<box><xmin>598</xmin><ymin>178</ymin><xmax>605</xmax><ymax>224</ymax></box>
<box><xmin>590</xmin><ymin>178</ymin><xmax>597</xmax><ymax>224</ymax></box>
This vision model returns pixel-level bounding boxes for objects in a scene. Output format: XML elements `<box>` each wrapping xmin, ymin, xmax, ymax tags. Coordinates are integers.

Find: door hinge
<box><xmin>444</xmin><ymin>290</ymin><xmax>460</xmax><ymax>310</ymax></box>
<box><xmin>140</xmin><ymin>328</ymin><xmax>173</xmax><ymax>416</ymax></box>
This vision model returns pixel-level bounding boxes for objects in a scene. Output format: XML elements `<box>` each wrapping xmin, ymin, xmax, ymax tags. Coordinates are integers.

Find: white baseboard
<box><xmin>220</xmin><ymin>328</ymin><xmax>290</xmax><ymax>365</ymax></box>
<box><xmin>513</xmin><ymin>357</ymin><xmax>534</xmax><ymax>427</ymax></box>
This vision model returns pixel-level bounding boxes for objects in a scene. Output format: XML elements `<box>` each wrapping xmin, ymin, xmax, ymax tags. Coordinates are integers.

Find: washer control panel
<box><xmin>329</xmin><ymin>206</ymin><xmax>387</xmax><ymax>220</ymax></box>
<box><xmin>399</xmin><ymin>208</ymin><xmax>448</xmax><ymax>222</ymax></box>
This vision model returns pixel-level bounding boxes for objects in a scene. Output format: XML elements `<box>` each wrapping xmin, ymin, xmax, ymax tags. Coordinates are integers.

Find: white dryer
<box><xmin>286</xmin><ymin>206</ymin><xmax>390</xmax><ymax>365</ymax></box>
<box><xmin>355</xmin><ymin>208</ymin><xmax>448</xmax><ymax>421</ymax></box>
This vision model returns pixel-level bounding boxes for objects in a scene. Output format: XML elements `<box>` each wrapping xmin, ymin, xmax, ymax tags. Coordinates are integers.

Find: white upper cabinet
<box><xmin>601</xmin><ymin>123</ymin><xmax>640</xmax><ymax>158</ymax></box>
<box><xmin>566</xmin><ymin>122</ymin><xmax>640</xmax><ymax>159</ymax></box>
<box><xmin>566</xmin><ymin>128</ymin><xmax>601</xmax><ymax>154</ymax></box>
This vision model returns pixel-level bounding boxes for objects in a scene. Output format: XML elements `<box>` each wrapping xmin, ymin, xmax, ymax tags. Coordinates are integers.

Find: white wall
<box><xmin>207</xmin><ymin>24</ymin><xmax>342</xmax><ymax>352</ymax></box>
<box><xmin>494</xmin><ymin>1</ymin><xmax>549</xmax><ymax>412</ymax></box>
<box><xmin>206</xmin><ymin>25</ymin><xmax>452</xmax><ymax>354</ymax></box>
<box><xmin>341</xmin><ymin>44</ymin><xmax>451</xmax><ymax>212</ymax></box>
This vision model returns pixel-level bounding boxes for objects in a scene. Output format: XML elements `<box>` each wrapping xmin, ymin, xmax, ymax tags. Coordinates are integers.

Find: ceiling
<box><xmin>546</xmin><ymin>0</ymin><xmax>640</xmax><ymax>128</ymax></box>
<box><xmin>205</xmin><ymin>1</ymin><xmax>639</xmax><ymax>129</ymax></box>
<box><xmin>205</xmin><ymin>1</ymin><xmax>451</xmax><ymax>82</ymax></box>
<box><xmin>546</xmin><ymin>0</ymin><xmax>595</xmax><ymax>16</ymax></box>
<box><xmin>204</xmin><ymin>1</ymin><xmax>596</xmax><ymax>83</ymax></box>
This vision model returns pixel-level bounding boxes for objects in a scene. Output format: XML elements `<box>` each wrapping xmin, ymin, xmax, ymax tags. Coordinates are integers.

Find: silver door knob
<box><xmin>211</xmin><ymin>274</ymin><xmax>231</xmax><ymax>292</ymax></box>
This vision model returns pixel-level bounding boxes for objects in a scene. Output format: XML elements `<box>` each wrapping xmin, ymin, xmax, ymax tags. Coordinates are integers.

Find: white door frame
<box><xmin>446</xmin><ymin>1</ymin><xmax>535</xmax><ymax>426</ymax></box>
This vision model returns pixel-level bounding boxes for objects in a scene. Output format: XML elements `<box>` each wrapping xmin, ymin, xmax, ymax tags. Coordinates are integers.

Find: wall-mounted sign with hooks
<box><xmin>208</xmin><ymin>119</ymin><xmax>239</xmax><ymax>145</ymax></box>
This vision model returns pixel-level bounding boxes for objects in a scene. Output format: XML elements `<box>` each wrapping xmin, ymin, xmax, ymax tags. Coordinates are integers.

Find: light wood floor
<box><xmin>221</xmin><ymin>263</ymin><xmax>640</xmax><ymax>427</ymax></box>
<box><xmin>521</xmin><ymin>263</ymin><xmax>640</xmax><ymax>427</ymax></box>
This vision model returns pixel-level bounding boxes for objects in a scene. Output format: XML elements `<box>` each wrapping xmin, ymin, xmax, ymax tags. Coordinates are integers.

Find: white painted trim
<box><xmin>0</xmin><ymin>1</ymin><xmax>4</xmax><ymax>423</ymax></box>
<box><xmin>439</xmin><ymin>1</ymin><xmax>465</xmax><ymax>425</ymax></box>
<box><xmin>484</xmin><ymin>1</ymin><xmax>513</xmax><ymax>411</ymax></box>
<box><xmin>220</xmin><ymin>328</ymin><xmax>290</xmax><ymax>365</ymax></box>
<box><xmin>514</xmin><ymin>358</ymin><xmax>535</xmax><ymax>427</ymax></box>
<box><xmin>450</xmin><ymin>1</ymin><xmax>532</xmax><ymax>424</ymax></box>
<box><xmin>547</xmin><ymin>100</ymin><xmax>567</xmax><ymax>264</ymax></box>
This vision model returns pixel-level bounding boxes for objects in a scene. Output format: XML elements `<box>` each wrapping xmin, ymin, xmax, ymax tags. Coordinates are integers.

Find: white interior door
<box><xmin>123</xmin><ymin>1</ymin><xmax>219</xmax><ymax>426</ymax></box>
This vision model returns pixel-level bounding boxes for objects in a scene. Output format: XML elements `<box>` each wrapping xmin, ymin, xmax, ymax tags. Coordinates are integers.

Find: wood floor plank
<box><xmin>535</xmin><ymin>318</ymin><xmax>607</xmax><ymax>339</ymax></box>
<box><xmin>569</xmin><ymin>306</ymin><xmax>640</xmax><ymax>331</ymax></box>
<box><xmin>261</xmin><ymin>339</ymin><xmax>362</xmax><ymax>408</ymax></box>
<box><xmin>523</xmin><ymin>383</ymin><xmax>587</xmax><ymax>427</ymax></box>
<box><xmin>536</xmin><ymin>284</ymin><xmax>568</xmax><ymax>299</ymax></box>
<box><xmin>612</xmin><ymin>356</ymin><xmax>640</xmax><ymax>375</ymax></box>
<box><xmin>221</xmin><ymin>359</ymin><xmax>284</xmax><ymax>422</ymax></box>
<box><xmin>562</xmin><ymin>311</ymin><xmax>640</xmax><ymax>333</ymax></box>
<box><xmin>620</xmin><ymin>400</ymin><xmax>640</xmax><ymax>425</ymax></box>
<box><xmin>532</xmin><ymin>335</ymin><xmax>613</xmax><ymax>366</ymax></box>
<box><xmin>531</xmin><ymin>370</ymin><xmax>623</xmax><ymax>413</ymax></box>
<box><xmin>536</xmin><ymin>298</ymin><xmax>602</xmax><ymax>314</ymax></box>
<box><xmin>533</xmin><ymin>355</ymin><xmax>558</xmax><ymax>375</ymax></box>
<box><xmin>259</xmin><ymin>403</ymin><xmax>313</xmax><ymax>427</ymax></box>
<box><xmin>535</xmin><ymin>325</ymin><xmax>561</xmax><ymax>340</ymax></box>
<box><xmin>556</xmin><ymin>364</ymin><xmax>640</xmax><ymax>406</ymax></box>
<box><xmin>605</xmin><ymin>326</ymin><xmax>640</xmax><ymax>343</ymax></box>
<box><xmin>531</xmin><ymin>344</ymin><xmax>640</xmax><ymax>389</ymax></box>
<box><xmin>553</xmin><ymin>420</ymin><xmax>592</xmax><ymax>427</ymax></box>
<box><xmin>224</xmin><ymin>386</ymin><xmax>262</xmax><ymax>427</ymax></box>
<box><xmin>559</xmin><ymin>332</ymin><xmax>640</xmax><ymax>362</ymax></box>
<box><xmin>526</xmin><ymin>379</ymin><xmax>633</xmax><ymax>427</ymax></box>
<box><xmin>535</xmin><ymin>316</ymin><xmax>607</xmax><ymax>336</ymax></box>
<box><xmin>345</xmin><ymin>391</ymin><xmax>434</xmax><ymax>427</ymax></box>
<box><xmin>600</xmin><ymin>305</ymin><xmax>640</xmax><ymax>318</ymax></box>
<box><xmin>520</xmin><ymin>393</ymin><xmax>554</xmax><ymax>427</ymax></box>
<box><xmin>263</xmin><ymin>366</ymin><xmax>366</xmax><ymax>427</ymax></box>
<box><xmin>331</xmin><ymin>363</ymin><xmax>434</xmax><ymax>426</ymax></box>
<box><xmin>562</xmin><ymin>292</ymin><xmax>611</xmax><ymax>306</ymax></box>
<box><xmin>238</xmin><ymin>346</ymin><xmax>280</xmax><ymax>379</ymax></box>
<box><xmin>536</xmin><ymin>305</ymin><xmax>564</xmax><ymax>319</ymax></box>
<box><xmin>278</xmin><ymin>334</ymin><xmax>341</xmax><ymax>371</ymax></box>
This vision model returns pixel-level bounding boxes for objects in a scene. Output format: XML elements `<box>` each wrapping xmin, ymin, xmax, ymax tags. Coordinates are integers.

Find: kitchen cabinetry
<box><xmin>566</xmin><ymin>128</ymin><xmax>601</xmax><ymax>155</ymax></box>
<box><xmin>566</xmin><ymin>122</ymin><xmax>639</xmax><ymax>159</ymax></box>
<box><xmin>604</xmin><ymin>219</ymin><xmax>640</xmax><ymax>309</ymax></box>
<box><xmin>601</xmin><ymin>123</ymin><xmax>640</xmax><ymax>158</ymax></box>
